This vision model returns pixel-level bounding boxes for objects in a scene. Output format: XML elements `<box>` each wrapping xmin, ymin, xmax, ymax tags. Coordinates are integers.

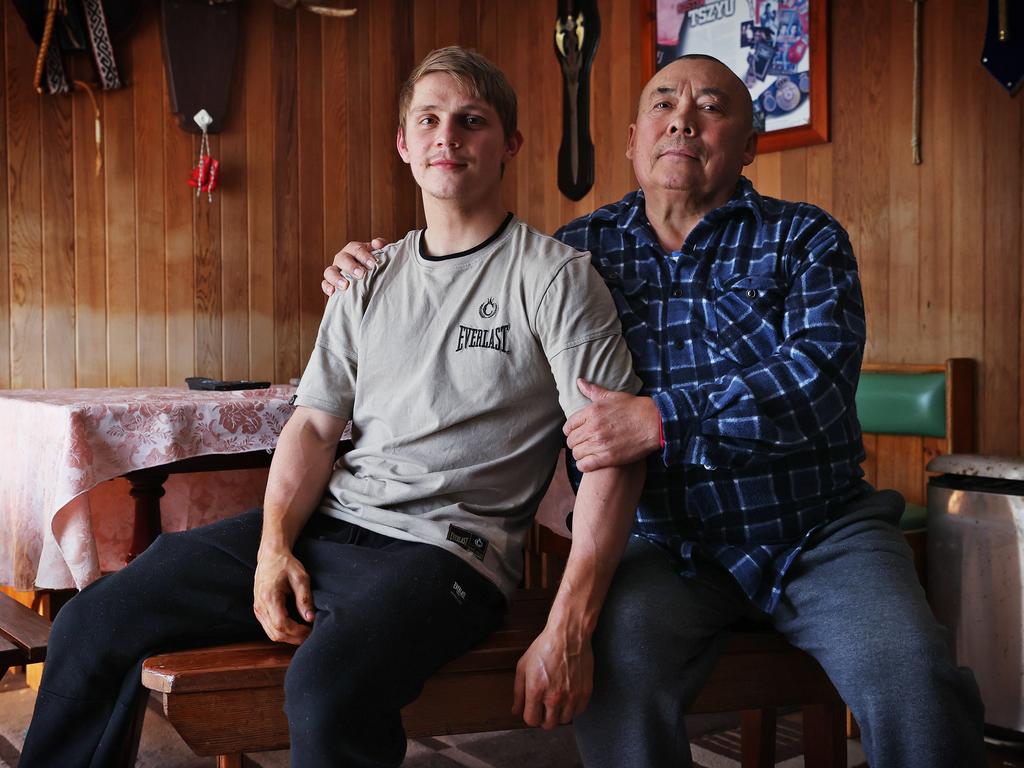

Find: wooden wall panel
<box><xmin>1</xmin><ymin>0</ymin><xmax>1022</xmax><ymax>461</ymax></box>
<box><xmin>917</xmin><ymin>0</ymin><xmax>952</xmax><ymax>359</ymax></box>
<box><xmin>0</xmin><ymin>6</ymin><xmax>10</xmax><ymax>390</ymax></box>
<box><xmin>219</xmin><ymin>30</ymin><xmax>249</xmax><ymax>382</ymax></box>
<box><xmin>162</xmin><ymin>78</ymin><xmax>194</xmax><ymax>387</ymax></box>
<box><xmin>321</xmin><ymin>14</ymin><xmax>352</xmax><ymax>278</ymax></box>
<box><xmin>193</xmin><ymin>132</ymin><xmax>223</xmax><ymax>381</ymax></box>
<box><xmin>885</xmin><ymin>0</ymin><xmax>919</xmax><ymax>365</ymax></box>
<box><xmin>69</xmin><ymin>60</ymin><xmax>107</xmax><ymax>389</ymax></box>
<box><xmin>297</xmin><ymin>9</ymin><xmax>325</xmax><ymax>367</ymax></box>
<box><xmin>6</xmin><ymin>7</ymin><xmax>43</xmax><ymax>389</ymax></box>
<box><xmin>244</xmin><ymin>0</ymin><xmax>275</xmax><ymax>383</ymax></box>
<box><xmin>133</xmin><ymin>13</ymin><xmax>167</xmax><ymax>387</ymax></box>
<box><xmin>105</xmin><ymin>64</ymin><xmax>139</xmax><ymax>388</ymax></box>
<box><xmin>981</xmin><ymin>78</ymin><xmax>1022</xmax><ymax>455</ymax></box>
<box><xmin>271</xmin><ymin>6</ymin><xmax>300</xmax><ymax>385</ymax></box>
<box><xmin>40</xmin><ymin>85</ymin><xmax>75</xmax><ymax>389</ymax></box>
<box><xmin>856</xmin><ymin>0</ymin><xmax>890</xmax><ymax>363</ymax></box>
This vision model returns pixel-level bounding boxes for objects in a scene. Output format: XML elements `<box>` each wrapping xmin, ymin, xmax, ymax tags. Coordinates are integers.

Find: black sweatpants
<box><xmin>20</xmin><ymin>509</ymin><xmax>506</xmax><ymax>768</ymax></box>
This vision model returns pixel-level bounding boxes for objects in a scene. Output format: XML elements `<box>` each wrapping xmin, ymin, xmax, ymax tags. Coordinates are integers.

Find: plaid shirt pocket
<box><xmin>709</xmin><ymin>274</ymin><xmax>786</xmax><ymax>365</ymax></box>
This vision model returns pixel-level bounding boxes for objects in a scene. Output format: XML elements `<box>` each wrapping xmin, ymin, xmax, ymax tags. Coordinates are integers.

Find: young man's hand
<box><xmin>322</xmin><ymin>238</ymin><xmax>388</xmax><ymax>296</ymax></box>
<box><xmin>512</xmin><ymin>620</ymin><xmax>594</xmax><ymax>729</ymax></box>
<box><xmin>253</xmin><ymin>547</ymin><xmax>316</xmax><ymax>645</ymax></box>
<box><xmin>564</xmin><ymin>379</ymin><xmax>662</xmax><ymax>471</ymax></box>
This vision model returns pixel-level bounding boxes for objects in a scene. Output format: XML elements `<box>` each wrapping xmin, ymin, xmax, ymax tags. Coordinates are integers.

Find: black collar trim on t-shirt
<box><xmin>419</xmin><ymin>212</ymin><xmax>514</xmax><ymax>261</ymax></box>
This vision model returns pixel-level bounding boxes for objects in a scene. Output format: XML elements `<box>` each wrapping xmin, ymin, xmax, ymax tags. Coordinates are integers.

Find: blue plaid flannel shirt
<box><xmin>556</xmin><ymin>177</ymin><xmax>869</xmax><ymax>612</ymax></box>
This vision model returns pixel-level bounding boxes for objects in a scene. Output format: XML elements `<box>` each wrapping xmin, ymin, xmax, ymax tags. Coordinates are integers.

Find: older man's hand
<box><xmin>512</xmin><ymin>622</ymin><xmax>594</xmax><ymax>729</ymax></box>
<box><xmin>564</xmin><ymin>379</ymin><xmax>661</xmax><ymax>472</ymax></box>
<box><xmin>321</xmin><ymin>237</ymin><xmax>388</xmax><ymax>296</ymax></box>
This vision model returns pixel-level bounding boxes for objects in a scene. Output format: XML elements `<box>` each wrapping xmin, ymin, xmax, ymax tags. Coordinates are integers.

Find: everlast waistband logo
<box><xmin>456</xmin><ymin>324</ymin><xmax>510</xmax><ymax>354</ymax></box>
<box><xmin>446</xmin><ymin>524</ymin><xmax>489</xmax><ymax>561</ymax></box>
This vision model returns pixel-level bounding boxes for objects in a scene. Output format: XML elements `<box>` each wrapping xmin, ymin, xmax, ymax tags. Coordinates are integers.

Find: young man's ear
<box><xmin>396</xmin><ymin>127</ymin><xmax>411</xmax><ymax>164</ymax></box>
<box><xmin>503</xmin><ymin>129</ymin><xmax>524</xmax><ymax>162</ymax></box>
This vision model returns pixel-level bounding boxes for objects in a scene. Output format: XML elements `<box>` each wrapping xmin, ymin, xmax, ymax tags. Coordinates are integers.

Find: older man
<box><xmin>325</xmin><ymin>54</ymin><xmax>985</xmax><ymax>768</ymax></box>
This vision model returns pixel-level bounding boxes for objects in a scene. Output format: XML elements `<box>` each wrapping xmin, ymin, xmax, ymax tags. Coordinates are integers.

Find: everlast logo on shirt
<box><xmin>446</xmin><ymin>524</ymin><xmax>489</xmax><ymax>561</ymax></box>
<box><xmin>456</xmin><ymin>323</ymin><xmax>509</xmax><ymax>354</ymax></box>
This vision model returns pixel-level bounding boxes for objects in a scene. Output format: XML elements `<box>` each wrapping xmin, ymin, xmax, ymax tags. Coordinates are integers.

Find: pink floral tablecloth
<box><xmin>0</xmin><ymin>386</ymin><xmax>296</xmax><ymax>591</ymax></box>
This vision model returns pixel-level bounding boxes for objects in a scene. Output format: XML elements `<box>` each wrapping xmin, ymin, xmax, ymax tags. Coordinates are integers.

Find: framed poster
<box><xmin>649</xmin><ymin>0</ymin><xmax>829</xmax><ymax>153</ymax></box>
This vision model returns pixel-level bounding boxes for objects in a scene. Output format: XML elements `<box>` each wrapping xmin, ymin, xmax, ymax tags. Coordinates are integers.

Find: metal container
<box><xmin>927</xmin><ymin>454</ymin><xmax>1024</xmax><ymax>734</ymax></box>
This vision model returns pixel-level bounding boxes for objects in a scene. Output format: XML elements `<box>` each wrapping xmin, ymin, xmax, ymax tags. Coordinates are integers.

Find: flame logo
<box><xmin>479</xmin><ymin>298</ymin><xmax>498</xmax><ymax>318</ymax></box>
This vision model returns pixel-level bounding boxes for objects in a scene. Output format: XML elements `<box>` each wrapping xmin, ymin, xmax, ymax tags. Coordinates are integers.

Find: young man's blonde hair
<box><xmin>398</xmin><ymin>46</ymin><xmax>518</xmax><ymax>140</ymax></box>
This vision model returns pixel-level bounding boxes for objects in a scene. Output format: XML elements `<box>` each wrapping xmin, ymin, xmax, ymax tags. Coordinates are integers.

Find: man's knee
<box><xmin>51</xmin><ymin>572</ymin><xmax>142</xmax><ymax>650</ymax></box>
<box><xmin>831</xmin><ymin>617</ymin><xmax>959</xmax><ymax>706</ymax></box>
<box><xmin>283</xmin><ymin>639</ymin><xmax>377</xmax><ymax>723</ymax></box>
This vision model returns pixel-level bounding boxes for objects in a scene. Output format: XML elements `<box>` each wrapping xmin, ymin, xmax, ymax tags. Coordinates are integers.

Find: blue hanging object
<box><xmin>981</xmin><ymin>0</ymin><xmax>1023</xmax><ymax>95</ymax></box>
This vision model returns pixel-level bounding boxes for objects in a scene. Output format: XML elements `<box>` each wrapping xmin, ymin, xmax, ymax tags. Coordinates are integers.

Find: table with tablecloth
<box><xmin>0</xmin><ymin>386</ymin><xmax>297</xmax><ymax>591</ymax></box>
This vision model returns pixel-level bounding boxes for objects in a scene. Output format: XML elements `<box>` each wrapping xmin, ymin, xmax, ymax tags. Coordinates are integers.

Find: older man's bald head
<box><xmin>638</xmin><ymin>54</ymin><xmax>754</xmax><ymax>132</ymax></box>
<box><xmin>626</xmin><ymin>52</ymin><xmax>758</xmax><ymax>208</ymax></box>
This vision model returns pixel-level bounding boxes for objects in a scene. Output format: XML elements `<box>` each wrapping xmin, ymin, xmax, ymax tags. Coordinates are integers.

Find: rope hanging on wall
<box><xmin>911</xmin><ymin>0</ymin><xmax>924</xmax><ymax>165</ymax></box>
<box><xmin>73</xmin><ymin>79</ymin><xmax>103</xmax><ymax>178</ymax></box>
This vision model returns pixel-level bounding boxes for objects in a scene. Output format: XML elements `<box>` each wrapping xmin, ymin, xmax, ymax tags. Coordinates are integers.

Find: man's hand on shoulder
<box><xmin>564</xmin><ymin>379</ymin><xmax>661</xmax><ymax>472</ymax></box>
<box><xmin>321</xmin><ymin>237</ymin><xmax>388</xmax><ymax>296</ymax></box>
<box><xmin>253</xmin><ymin>545</ymin><xmax>316</xmax><ymax>645</ymax></box>
<box><xmin>512</xmin><ymin>618</ymin><xmax>594</xmax><ymax>729</ymax></box>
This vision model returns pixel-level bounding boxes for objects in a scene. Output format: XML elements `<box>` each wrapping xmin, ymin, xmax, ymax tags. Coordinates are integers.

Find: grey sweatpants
<box><xmin>574</xmin><ymin>489</ymin><xmax>986</xmax><ymax>768</ymax></box>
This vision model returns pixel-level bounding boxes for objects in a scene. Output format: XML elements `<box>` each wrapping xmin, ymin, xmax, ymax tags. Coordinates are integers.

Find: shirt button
<box><xmin>746</xmin><ymin>289</ymin><xmax>758</xmax><ymax>299</ymax></box>
<box><xmin>702</xmin><ymin>463</ymin><xmax>715</xmax><ymax>470</ymax></box>
<box><xmin>674</xmin><ymin>339</ymin><xmax>684</xmax><ymax>350</ymax></box>
<box><xmin>672</xmin><ymin>288</ymin><xmax>683</xmax><ymax>298</ymax></box>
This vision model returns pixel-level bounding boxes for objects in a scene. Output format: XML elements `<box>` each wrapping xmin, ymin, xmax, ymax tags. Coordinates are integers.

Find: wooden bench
<box><xmin>0</xmin><ymin>592</ymin><xmax>50</xmax><ymax>682</ymax></box>
<box><xmin>138</xmin><ymin>359</ymin><xmax>975</xmax><ymax>768</ymax></box>
<box><xmin>140</xmin><ymin>523</ymin><xmax>845</xmax><ymax>768</ymax></box>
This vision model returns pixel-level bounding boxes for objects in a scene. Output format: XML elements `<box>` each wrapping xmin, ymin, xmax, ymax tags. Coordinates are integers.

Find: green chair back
<box><xmin>855</xmin><ymin>372</ymin><xmax>946</xmax><ymax>438</ymax></box>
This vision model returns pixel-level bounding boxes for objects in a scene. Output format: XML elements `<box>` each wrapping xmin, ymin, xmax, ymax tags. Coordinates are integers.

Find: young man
<box><xmin>21</xmin><ymin>47</ymin><xmax>643</xmax><ymax>768</ymax></box>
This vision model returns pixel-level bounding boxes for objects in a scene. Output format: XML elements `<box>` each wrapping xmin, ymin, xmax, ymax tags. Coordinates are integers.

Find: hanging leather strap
<box><xmin>82</xmin><ymin>0</ymin><xmax>121</xmax><ymax>90</ymax></box>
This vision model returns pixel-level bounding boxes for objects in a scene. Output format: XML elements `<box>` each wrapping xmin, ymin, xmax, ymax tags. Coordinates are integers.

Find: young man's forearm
<box><xmin>260</xmin><ymin>407</ymin><xmax>347</xmax><ymax>552</ymax></box>
<box><xmin>546</xmin><ymin>461</ymin><xmax>646</xmax><ymax>639</ymax></box>
<box><xmin>514</xmin><ymin>460</ymin><xmax>645</xmax><ymax>727</ymax></box>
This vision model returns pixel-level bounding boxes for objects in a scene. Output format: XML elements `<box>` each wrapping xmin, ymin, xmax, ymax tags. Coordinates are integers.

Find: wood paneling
<box><xmin>1</xmin><ymin>0</ymin><xmax>1022</xmax><ymax>458</ymax></box>
<box><xmin>0</xmin><ymin>5</ymin><xmax>10</xmax><ymax>388</ymax></box>
<box><xmin>6</xmin><ymin>8</ymin><xmax>43</xmax><ymax>389</ymax></box>
<box><xmin>244</xmin><ymin>0</ymin><xmax>275</xmax><ymax>383</ymax></box>
<box><xmin>133</xmin><ymin>12</ymin><xmax>167</xmax><ymax>387</ymax></box>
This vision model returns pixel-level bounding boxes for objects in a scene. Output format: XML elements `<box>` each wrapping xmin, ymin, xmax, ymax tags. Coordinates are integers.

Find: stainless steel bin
<box><xmin>928</xmin><ymin>454</ymin><xmax>1024</xmax><ymax>735</ymax></box>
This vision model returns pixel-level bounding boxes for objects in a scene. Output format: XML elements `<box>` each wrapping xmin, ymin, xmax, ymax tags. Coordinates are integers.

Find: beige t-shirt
<box><xmin>293</xmin><ymin>216</ymin><xmax>640</xmax><ymax>596</ymax></box>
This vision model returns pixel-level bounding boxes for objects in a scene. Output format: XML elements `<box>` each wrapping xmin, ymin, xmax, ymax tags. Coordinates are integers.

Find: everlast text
<box><xmin>456</xmin><ymin>324</ymin><xmax>510</xmax><ymax>354</ymax></box>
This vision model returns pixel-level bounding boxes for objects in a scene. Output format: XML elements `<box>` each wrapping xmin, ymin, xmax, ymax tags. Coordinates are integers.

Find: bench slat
<box><xmin>143</xmin><ymin>590</ymin><xmax>556</xmax><ymax>695</ymax></box>
<box><xmin>0</xmin><ymin>593</ymin><xmax>49</xmax><ymax>663</ymax></box>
